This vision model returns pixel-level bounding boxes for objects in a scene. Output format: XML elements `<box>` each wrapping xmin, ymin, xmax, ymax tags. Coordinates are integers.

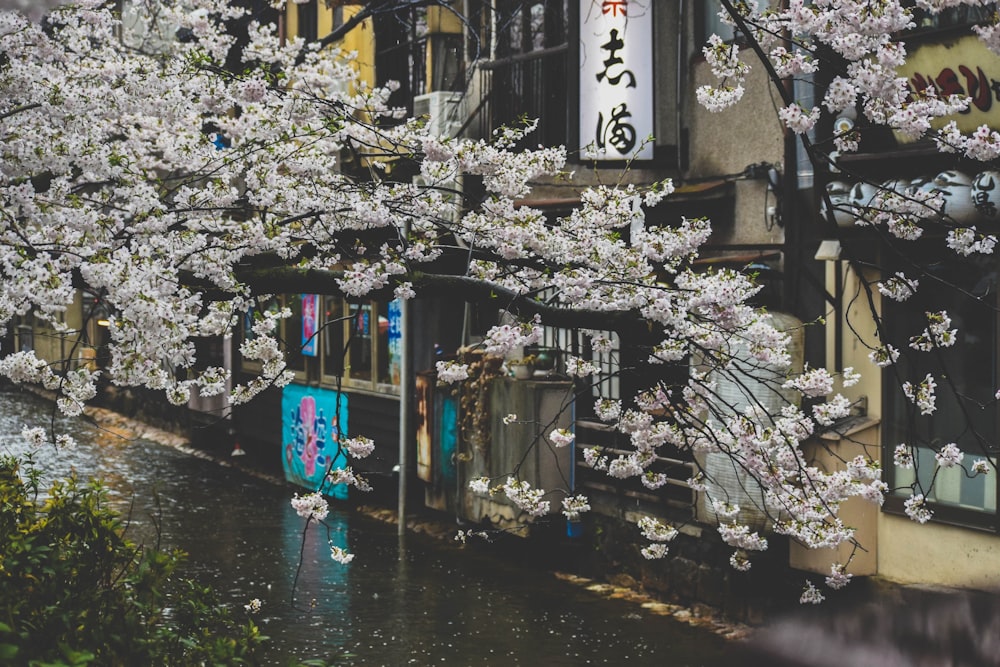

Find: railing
<box><xmin>575</xmin><ymin>419</ymin><xmax>698</xmax><ymax>520</ymax></box>
<box><xmin>478</xmin><ymin>44</ymin><xmax>570</xmax><ymax>149</ymax></box>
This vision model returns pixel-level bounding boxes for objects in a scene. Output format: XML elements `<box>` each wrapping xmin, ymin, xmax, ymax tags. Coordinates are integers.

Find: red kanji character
<box><xmin>934</xmin><ymin>68</ymin><xmax>965</xmax><ymax>98</ymax></box>
<box><xmin>959</xmin><ymin>65</ymin><xmax>992</xmax><ymax>113</ymax></box>
<box><xmin>602</xmin><ymin>1</ymin><xmax>628</xmax><ymax>17</ymax></box>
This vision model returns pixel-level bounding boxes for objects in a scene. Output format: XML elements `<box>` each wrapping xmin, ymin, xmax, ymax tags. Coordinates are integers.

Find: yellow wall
<box><xmin>878</xmin><ymin>514</ymin><xmax>1000</xmax><ymax>587</ymax></box>
<box><xmin>830</xmin><ymin>262</ymin><xmax>882</xmax><ymax>418</ymax></box>
<box><xmin>426</xmin><ymin>6</ymin><xmax>462</xmax><ymax>35</ymax></box>
<box><xmin>286</xmin><ymin>4</ymin><xmax>375</xmax><ymax>91</ymax></box>
<box><xmin>338</xmin><ymin>6</ymin><xmax>374</xmax><ymax>89</ymax></box>
<box><xmin>284</xmin><ymin>2</ymin><xmax>297</xmax><ymax>39</ymax></box>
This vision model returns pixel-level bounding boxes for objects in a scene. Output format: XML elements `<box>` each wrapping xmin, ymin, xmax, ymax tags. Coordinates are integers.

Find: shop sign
<box><xmin>282</xmin><ymin>384</ymin><xmax>349</xmax><ymax>497</ymax></box>
<box><xmin>579</xmin><ymin>1</ymin><xmax>654</xmax><ymax>159</ymax></box>
<box><xmin>899</xmin><ymin>34</ymin><xmax>1000</xmax><ymax>140</ymax></box>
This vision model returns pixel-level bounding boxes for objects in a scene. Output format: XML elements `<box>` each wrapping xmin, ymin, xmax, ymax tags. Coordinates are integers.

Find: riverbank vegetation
<box><xmin>0</xmin><ymin>452</ymin><xmax>269</xmax><ymax>666</ymax></box>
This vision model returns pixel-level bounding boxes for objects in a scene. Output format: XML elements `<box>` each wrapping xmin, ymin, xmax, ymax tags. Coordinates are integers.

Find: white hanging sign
<box><xmin>579</xmin><ymin>1</ymin><xmax>654</xmax><ymax>160</ymax></box>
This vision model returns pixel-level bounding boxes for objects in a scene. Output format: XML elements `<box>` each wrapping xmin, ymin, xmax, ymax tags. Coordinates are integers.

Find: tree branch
<box><xmin>300</xmin><ymin>0</ymin><xmax>441</xmax><ymax>66</ymax></box>
<box><xmin>232</xmin><ymin>264</ymin><xmax>649</xmax><ymax>333</ymax></box>
<box><xmin>0</xmin><ymin>102</ymin><xmax>41</xmax><ymax>122</ymax></box>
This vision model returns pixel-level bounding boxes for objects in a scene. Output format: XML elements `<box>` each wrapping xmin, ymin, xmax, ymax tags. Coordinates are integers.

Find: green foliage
<box><xmin>0</xmin><ymin>454</ymin><xmax>266</xmax><ymax>666</ymax></box>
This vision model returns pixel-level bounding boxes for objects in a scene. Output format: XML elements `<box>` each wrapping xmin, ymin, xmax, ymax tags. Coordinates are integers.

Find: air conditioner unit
<box><xmin>413</xmin><ymin>91</ymin><xmax>465</xmax><ymax>139</ymax></box>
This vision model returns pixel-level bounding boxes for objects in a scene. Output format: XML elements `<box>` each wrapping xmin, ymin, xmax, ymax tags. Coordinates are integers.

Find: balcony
<box><xmin>478</xmin><ymin>44</ymin><xmax>570</xmax><ymax>149</ymax></box>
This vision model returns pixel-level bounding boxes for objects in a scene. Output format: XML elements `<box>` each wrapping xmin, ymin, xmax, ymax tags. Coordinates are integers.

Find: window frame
<box><xmin>478</xmin><ymin>1</ymin><xmax>571</xmax><ymax>149</ymax></box>
<box><xmin>699</xmin><ymin>0</ymin><xmax>736</xmax><ymax>45</ymax></box>
<box><xmin>493</xmin><ymin>0</ymin><xmax>568</xmax><ymax>57</ymax></box>
<box><xmin>321</xmin><ymin>296</ymin><xmax>401</xmax><ymax>396</ymax></box>
<box><xmin>295</xmin><ymin>0</ymin><xmax>318</xmax><ymax>43</ymax></box>
<box><xmin>880</xmin><ymin>245</ymin><xmax>1000</xmax><ymax>532</ymax></box>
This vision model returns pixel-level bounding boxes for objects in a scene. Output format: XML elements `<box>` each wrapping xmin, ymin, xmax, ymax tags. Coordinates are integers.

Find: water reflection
<box><xmin>0</xmin><ymin>390</ymin><xmax>735</xmax><ymax>665</ymax></box>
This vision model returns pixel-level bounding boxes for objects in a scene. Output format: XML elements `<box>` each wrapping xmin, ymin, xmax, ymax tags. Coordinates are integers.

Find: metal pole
<box><xmin>397</xmin><ymin>266</ymin><xmax>411</xmax><ymax>537</ymax></box>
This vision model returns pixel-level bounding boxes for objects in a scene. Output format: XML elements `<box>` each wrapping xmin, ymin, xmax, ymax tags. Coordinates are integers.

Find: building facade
<box><xmin>20</xmin><ymin>0</ymin><xmax>1000</xmax><ymax>615</ymax></box>
<box><xmin>805</xmin><ymin>4</ymin><xmax>1000</xmax><ymax>589</ymax></box>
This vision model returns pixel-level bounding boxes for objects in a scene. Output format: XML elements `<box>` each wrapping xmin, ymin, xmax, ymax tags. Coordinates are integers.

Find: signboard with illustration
<box><xmin>282</xmin><ymin>384</ymin><xmax>348</xmax><ymax>499</ymax></box>
<box><xmin>898</xmin><ymin>35</ymin><xmax>1000</xmax><ymax>141</ymax></box>
<box><xmin>579</xmin><ymin>0</ymin><xmax>654</xmax><ymax>160</ymax></box>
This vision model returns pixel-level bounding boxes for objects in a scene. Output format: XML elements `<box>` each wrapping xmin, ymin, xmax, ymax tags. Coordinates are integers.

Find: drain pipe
<box><xmin>676</xmin><ymin>0</ymin><xmax>685</xmax><ymax>172</ymax></box>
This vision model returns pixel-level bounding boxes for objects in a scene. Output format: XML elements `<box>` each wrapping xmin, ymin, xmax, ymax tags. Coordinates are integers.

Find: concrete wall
<box><xmin>877</xmin><ymin>514</ymin><xmax>1000</xmax><ymax>588</ymax></box>
<box><xmin>686</xmin><ymin>61</ymin><xmax>784</xmax><ymax>180</ymax></box>
<box><xmin>685</xmin><ymin>45</ymin><xmax>786</xmax><ymax>250</ymax></box>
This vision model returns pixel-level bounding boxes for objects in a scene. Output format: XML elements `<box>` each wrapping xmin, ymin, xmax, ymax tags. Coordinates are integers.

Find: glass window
<box><xmin>347</xmin><ymin>302</ymin><xmax>373</xmax><ymax>382</ymax></box>
<box><xmin>315</xmin><ymin>296</ymin><xmax>400</xmax><ymax>392</ymax></box>
<box><xmin>284</xmin><ymin>294</ymin><xmax>306</xmax><ymax>373</ymax></box>
<box><xmin>701</xmin><ymin>0</ymin><xmax>736</xmax><ymax>43</ymax></box>
<box><xmin>295</xmin><ymin>0</ymin><xmax>318</xmax><ymax>42</ymax></box>
<box><xmin>482</xmin><ymin>1</ymin><xmax>570</xmax><ymax>149</ymax></box>
<box><xmin>909</xmin><ymin>3</ymin><xmax>995</xmax><ymax>33</ymax></box>
<box><xmin>884</xmin><ymin>251</ymin><xmax>999</xmax><ymax>522</ymax></box>
<box><xmin>322</xmin><ymin>296</ymin><xmax>345</xmax><ymax>378</ymax></box>
<box><xmin>378</xmin><ymin>300</ymin><xmax>405</xmax><ymax>386</ymax></box>
<box><xmin>239</xmin><ymin>297</ymin><xmax>278</xmax><ymax>373</ymax></box>
<box><xmin>495</xmin><ymin>0</ymin><xmax>567</xmax><ymax>57</ymax></box>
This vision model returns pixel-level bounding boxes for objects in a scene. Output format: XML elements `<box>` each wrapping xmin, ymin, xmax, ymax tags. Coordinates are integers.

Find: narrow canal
<box><xmin>1</xmin><ymin>390</ymin><xmax>741</xmax><ymax>666</ymax></box>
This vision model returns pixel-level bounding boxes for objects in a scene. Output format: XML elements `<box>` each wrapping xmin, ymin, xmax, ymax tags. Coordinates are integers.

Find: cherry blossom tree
<box><xmin>2</xmin><ymin>0</ymin><xmax>998</xmax><ymax>605</ymax></box>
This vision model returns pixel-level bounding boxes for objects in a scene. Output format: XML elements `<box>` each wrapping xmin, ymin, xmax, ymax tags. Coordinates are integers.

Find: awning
<box><xmin>512</xmin><ymin>179</ymin><xmax>734</xmax><ymax>209</ymax></box>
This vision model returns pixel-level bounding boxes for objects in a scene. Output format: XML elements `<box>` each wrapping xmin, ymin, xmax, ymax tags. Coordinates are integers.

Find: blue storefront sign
<box><xmin>388</xmin><ymin>299</ymin><xmax>402</xmax><ymax>385</ymax></box>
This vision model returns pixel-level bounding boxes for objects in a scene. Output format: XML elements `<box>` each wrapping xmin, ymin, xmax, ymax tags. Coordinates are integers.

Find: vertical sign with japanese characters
<box><xmin>579</xmin><ymin>1</ymin><xmax>654</xmax><ymax>160</ymax></box>
<box><xmin>388</xmin><ymin>299</ymin><xmax>402</xmax><ymax>385</ymax></box>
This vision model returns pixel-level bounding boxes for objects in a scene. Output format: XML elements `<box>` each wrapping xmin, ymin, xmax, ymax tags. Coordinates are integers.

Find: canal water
<box><xmin>0</xmin><ymin>390</ymin><xmax>739</xmax><ymax>666</ymax></box>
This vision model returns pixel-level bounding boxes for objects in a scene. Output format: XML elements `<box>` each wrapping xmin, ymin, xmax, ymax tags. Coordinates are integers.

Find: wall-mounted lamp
<box><xmin>766</xmin><ymin>167</ymin><xmax>783</xmax><ymax>229</ymax></box>
<box><xmin>833</xmin><ymin>107</ymin><xmax>857</xmax><ymax>135</ymax></box>
<box><xmin>767</xmin><ymin>167</ymin><xmax>782</xmax><ymax>194</ymax></box>
<box><xmin>833</xmin><ymin>115</ymin><xmax>855</xmax><ymax>135</ymax></box>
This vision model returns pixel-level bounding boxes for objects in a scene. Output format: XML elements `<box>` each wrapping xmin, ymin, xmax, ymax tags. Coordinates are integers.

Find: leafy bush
<box><xmin>0</xmin><ymin>454</ymin><xmax>265</xmax><ymax>666</ymax></box>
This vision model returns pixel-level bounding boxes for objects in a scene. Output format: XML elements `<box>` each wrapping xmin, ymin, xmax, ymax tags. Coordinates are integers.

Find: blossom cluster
<box><xmin>290</xmin><ymin>492</ymin><xmax>329</xmax><ymax>522</ymax></box>
<box><xmin>344</xmin><ymin>436</ymin><xmax>375</xmax><ymax>459</ymax></box>
<box><xmin>908</xmin><ymin>311</ymin><xmax>957</xmax><ymax>351</ymax></box>
<box><xmin>327</xmin><ymin>467</ymin><xmax>372</xmax><ymax>493</ymax></box>
<box><xmin>548</xmin><ymin>428</ymin><xmax>574</xmax><ymax>448</ymax></box>
<box><xmin>561</xmin><ymin>495</ymin><xmax>591</xmax><ymax>521</ymax></box>
<box><xmin>501</xmin><ymin>477</ymin><xmax>550</xmax><ymax>517</ymax></box>
<box><xmin>902</xmin><ymin>373</ymin><xmax>938</xmax><ymax>415</ymax></box>
<box><xmin>435</xmin><ymin>360</ymin><xmax>470</xmax><ymax>384</ymax></box>
<box><xmin>329</xmin><ymin>545</ymin><xmax>355</xmax><ymax>565</ymax></box>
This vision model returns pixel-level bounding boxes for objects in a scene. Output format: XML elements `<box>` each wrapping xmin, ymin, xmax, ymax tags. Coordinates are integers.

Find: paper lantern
<box><xmin>971</xmin><ymin>170</ymin><xmax>1000</xmax><ymax>220</ymax></box>
<box><xmin>931</xmin><ymin>171</ymin><xmax>976</xmax><ymax>225</ymax></box>
<box><xmin>849</xmin><ymin>181</ymin><xmax>879</xmax><ymax>223</ymax></box>
<box><xmin>822</xmin><ymin>180</ymin><xmax>854</xmax><ymax>227</ymax></box>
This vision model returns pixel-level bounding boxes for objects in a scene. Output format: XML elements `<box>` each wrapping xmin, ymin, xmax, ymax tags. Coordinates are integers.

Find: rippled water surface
<box><xmin>1</xmin><ymin>390</ymin><xmax>740</xmax><ymax>666</ymax></box>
